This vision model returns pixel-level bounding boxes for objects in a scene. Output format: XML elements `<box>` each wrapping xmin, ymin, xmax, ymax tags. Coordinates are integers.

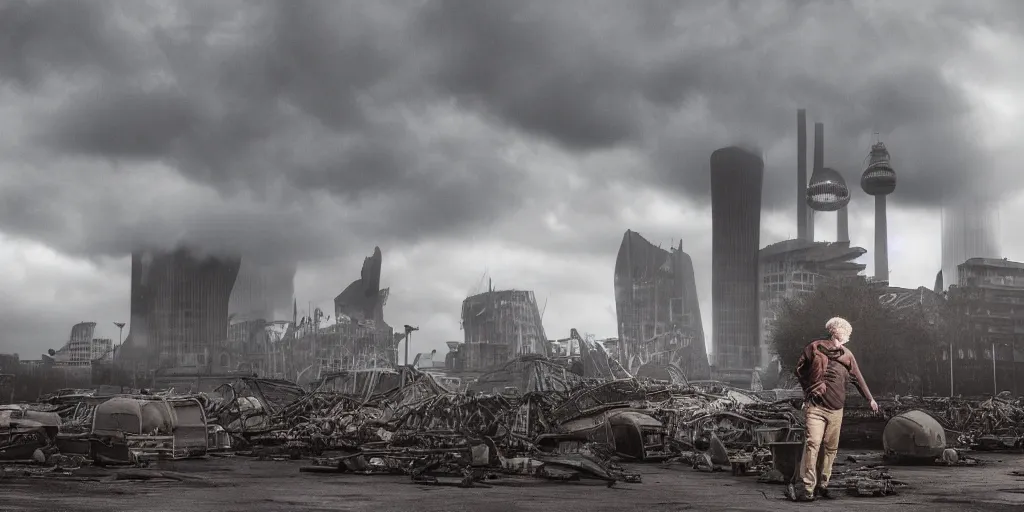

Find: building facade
<box><xmin>931</xmin><ymin>258</ymin><xmax>1024</xmax><ymax>396</ymax></box>
<box><xmin>613</xmin><ymin>230</ymin><xmax>710</xmax><ymax>380</ymax></box>
<box><xmin>461</xmin><ymin>287</ymin><xmax>548</xmax><ymax>371</ymax></box>
<box><xmin>45</xmin><ymin>322</ymin><xmax>114</xmax><ymax>368</ymax></box>
<box><xmin>121</xmin><ymin>248</ymin><xmax>241</xmax><ymax>373</ymax></box>
<box><xmin>710</xmin><ymin>146</ymin><xmax>764</xmax><ymax>377</ymax></box>
<box><xmin>758</xmin><ymin>240</ymin><xmax>866</xmax><ymax>366</ymax></box>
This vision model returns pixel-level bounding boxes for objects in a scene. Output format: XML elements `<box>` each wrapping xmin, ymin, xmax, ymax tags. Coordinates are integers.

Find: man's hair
<box><xmin>825</xmin><ymin>317</ymin><xmax>852</xmax><ymax>338</ymax></box>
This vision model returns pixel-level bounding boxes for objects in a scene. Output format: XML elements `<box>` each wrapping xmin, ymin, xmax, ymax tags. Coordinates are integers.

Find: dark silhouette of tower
<box><xmin>710</xmin><ymin>146</ymin><xmax>764</xmax><ymax>374</ymax></box>
<box><xmin>797</xmin><ymin>110</ymin><xmax>809</xmax><ymax>241</ymax></box>
<box><xmin>122</xmin><ymin>248</ymin><xmax>240</xmax><ymax>371</ymax></box>
<box><xmin>861</xmin><ymin>141</ymin><xmax>897</xmax><ymax>281</ymax></box>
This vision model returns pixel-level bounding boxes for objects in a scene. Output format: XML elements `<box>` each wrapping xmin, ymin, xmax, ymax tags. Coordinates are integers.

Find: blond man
<box><xmin>791</xmin><ymin>317</ymin><xmax>878</xmax><ymax>501</ymax></box>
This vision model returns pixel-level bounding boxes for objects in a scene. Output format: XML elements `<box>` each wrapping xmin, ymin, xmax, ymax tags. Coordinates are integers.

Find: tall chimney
<box><xmin>875</xmin><ymin>196</ymin><xmax>889</xmax><ymax>281</ymax></box>
<box><xmin>797</xmin><ymin>110</ymin><xmax>808</xmax><ymax>241</ymax></box>
<box><xmin>809</xmin><ymin>122</ymin><xmax>824</xmax><ymax>241</ymax></box>
<box><xmin>837</xmin><ymin>207</ymin><xmax>849</xmax><ymax>242</ymax></box>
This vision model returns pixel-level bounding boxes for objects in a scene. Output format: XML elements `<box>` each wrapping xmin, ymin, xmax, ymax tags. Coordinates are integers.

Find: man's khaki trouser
<box><xmin>798</xmin><ymin>405</ymin><xmax>843</xmax><ymax>494</ymax></box>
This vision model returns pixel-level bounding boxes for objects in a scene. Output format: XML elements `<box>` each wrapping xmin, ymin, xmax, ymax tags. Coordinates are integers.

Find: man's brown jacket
<box><xmin>793</xmin><ymin>339</ymin><xmax>874</xmax><ymax>403</ymax></box>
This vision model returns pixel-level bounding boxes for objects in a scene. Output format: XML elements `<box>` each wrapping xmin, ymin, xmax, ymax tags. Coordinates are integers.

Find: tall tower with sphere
<box><xmin>804</xmin><ymin>120</ymin><xmax>851</xmax><ymax>237</ymax></box>
<box><xmin>861</xmin><ymin>142</ymin><xmax>896</xmax><ymax>281</ymax></box>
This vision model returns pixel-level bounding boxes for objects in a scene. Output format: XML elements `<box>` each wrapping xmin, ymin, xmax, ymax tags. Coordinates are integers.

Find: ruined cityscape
<box><xmin>6</xmin><ymin>0</ymin><xmax>1024</xmax><ymax>507</ymax></box>
<box><xmin>2</xmin><ymin>103</ymin><xmax>1022</xmax><ymax>510</ymax></box>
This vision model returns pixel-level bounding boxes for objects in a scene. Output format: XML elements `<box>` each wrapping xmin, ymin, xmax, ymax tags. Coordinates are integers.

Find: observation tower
<box><xmin>861</xmin><ymin>141</ymin><xmax>897</xmax><ymax>281</ymax></box>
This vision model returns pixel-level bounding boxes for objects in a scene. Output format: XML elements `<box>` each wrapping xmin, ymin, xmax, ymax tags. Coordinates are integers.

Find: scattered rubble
<box><xmin>831</xmin><ymin>464</ymin><xmax>906</xmax><ymax>497</ymax></box>
<box><xmin>874</xmin><ymin>394</ymin><xmax>1024</xmax><ymax>449</ymax></box>
<box><xmin>1</xmin><ymin>358</ymin><xmax>1020</xmax><ymax>496</ymax></box>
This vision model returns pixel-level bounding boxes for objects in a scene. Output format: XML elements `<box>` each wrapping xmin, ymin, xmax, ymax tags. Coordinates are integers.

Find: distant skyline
<box><xmin>1</xmin><ymin>1</ymin><xmax>1022</xmax><ymax>359</ymax></box>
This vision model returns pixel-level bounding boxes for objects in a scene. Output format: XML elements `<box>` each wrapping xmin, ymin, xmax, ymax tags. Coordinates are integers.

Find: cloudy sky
<box><xmin>1</xmin><ymin>0</ymin><xmax>1023</xmax><ymax>359</ymax></box>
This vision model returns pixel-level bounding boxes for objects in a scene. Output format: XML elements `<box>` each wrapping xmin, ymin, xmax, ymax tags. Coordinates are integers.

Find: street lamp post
<box><xmin>113</xmin><ymin>322</ymin><xmax>126</xmax><ymax>348</ymax></box>
<box><xmin>403</xmin><ymin>325</ymin><xmax>419</xmax><ymax>366</ymax></box>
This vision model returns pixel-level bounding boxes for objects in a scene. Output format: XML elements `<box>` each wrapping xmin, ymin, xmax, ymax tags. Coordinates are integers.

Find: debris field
<box><xmin>2</xmin><ymin>359</ymin><xmax>1023</xmax><ymax>503</ymax></box>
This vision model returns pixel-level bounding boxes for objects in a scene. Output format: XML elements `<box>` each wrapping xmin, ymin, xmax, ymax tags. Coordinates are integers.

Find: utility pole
<box><xmin>403</xmin><ymin>325</ymin><xmax>419</xmax><ymax>366</ymax></box>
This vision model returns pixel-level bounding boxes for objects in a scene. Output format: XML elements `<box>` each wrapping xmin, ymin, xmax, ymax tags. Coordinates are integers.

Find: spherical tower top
<box><xmin>861</xmin><ymin>141</ymin><xmax>896</xmax><ymax>195</ymax></box>
<box><xmin>807</xmin><ymin>167</ymin><xmax>850</xmax><ymax>212</ymax></box>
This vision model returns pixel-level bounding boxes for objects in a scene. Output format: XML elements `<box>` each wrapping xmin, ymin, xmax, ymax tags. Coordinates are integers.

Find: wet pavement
<box><xmin>2</xmin><ymin>451</ymin><xmax>1023</xmax><ymax>512</ymax></box>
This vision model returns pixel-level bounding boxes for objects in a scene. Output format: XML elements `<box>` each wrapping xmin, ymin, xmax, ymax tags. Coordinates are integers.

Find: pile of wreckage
<box><xmin>1</xmin><ymin>387</ymin><xmax>227</xmax><ymax>469</ymax></box>
<box><xmin>881</xmin><ymin>393</ymin><xmax>1024</xmax><ymax>450</ymax></box>
<box><xmin>2</xmin><ymin>337</ymin><xmax>1022</xmax><ymax>489</ymax></box>
<box><xmin>191</xmin><ymin>358</ymin><xmax>809</xmax><ymax>485</ymax></box>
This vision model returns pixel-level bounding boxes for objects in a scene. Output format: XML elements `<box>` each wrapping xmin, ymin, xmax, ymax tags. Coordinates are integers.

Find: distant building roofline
<box><xmin>959</xmin><ymin>257</ymin><xmax>1024</xmax><ymax>270</ymax></box>
<box><xmin>758</xmin><ymin>238</ymin><xmax>867</xmax><ymax>262</ymax></box>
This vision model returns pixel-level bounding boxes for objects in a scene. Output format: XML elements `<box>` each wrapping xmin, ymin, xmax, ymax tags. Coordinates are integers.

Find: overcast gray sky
<box><xmin>1</xmin><ymin>0</ymin><xmax>1023</xmax><ymax>359</ymax></box>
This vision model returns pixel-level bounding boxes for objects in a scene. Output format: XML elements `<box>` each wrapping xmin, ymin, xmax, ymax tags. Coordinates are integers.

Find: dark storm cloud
<box><xmin>44</xmin><ymin>86</ymin><xmax>203</xmax><ymax>160</ymax></box>
<box><xmin>0</xmin><ymin>0</ymin><xmax>129</xmax><ymax>87</ymax></box>
<box><xmin>410</xmin><ymin>0</ymin><xmax>1016</xmax><ymax>208</ymax></box>
<box><xmin>2</xmin><ymin>0</ymin><xmax>1022</xmax><ymax>268</ymax></box>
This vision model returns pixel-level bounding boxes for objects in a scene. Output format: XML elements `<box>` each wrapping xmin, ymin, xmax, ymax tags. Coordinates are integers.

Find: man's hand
<box><xmin>869</xmin><ymin>399</ymin><xmax>879</xmax><ymax>413</ymax></box>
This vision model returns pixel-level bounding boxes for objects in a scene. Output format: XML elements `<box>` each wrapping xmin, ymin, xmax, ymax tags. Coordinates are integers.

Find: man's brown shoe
<box><xmin>795</xmin><ymin>492</ymin><xmax>816</xmax><ymax>502</ymax></box>
<box><xmin>786</xmin><ymin>485</ymin><xmax>816</xmax><ymax>502</ymax></box>
<box><xmin>815</xmin><ymin>486</ymin><xmax>836</xmax><ymax>500</ymax></box>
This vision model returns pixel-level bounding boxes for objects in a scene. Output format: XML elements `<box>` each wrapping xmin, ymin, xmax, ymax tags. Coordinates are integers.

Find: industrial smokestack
<box><xmin>797</xmin><ymin>110</ymin><xmax>808</xmax><ymax>241</ymax></box>
<box><xmin>875</xmin><ymin>196</ymin><xmax>888</xmax><ymax>280</ymax></box>
<box><xmin>810</xmin><ymin>122</ymin><xmax>823</xmax><ymax>241</ymax></box>
<box><xmin>837</xmin><ymin>207</ymin><xmax>849</xmax><ymax>242</ymax></box>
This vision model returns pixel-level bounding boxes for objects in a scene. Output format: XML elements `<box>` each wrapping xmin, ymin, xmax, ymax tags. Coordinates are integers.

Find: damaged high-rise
<box><xmin>334</xmin><ymin>247</ymin><xmax>387</xmax><ymax>324</ymax></box>
<box><xmin>120</xmin><ymin>248</ymin><xmax>240</xmax><ymax>374</ymax></box>
<box><xmin>219</xmin><ymin>247</ymin><xmax>397</xmax><ymax>382</ymax></box>
<box><xmin>613</xmin><ymin>230</ymin><xmax>710</xmax><ymax>381</ymax></box>
<box><xmin>710</xmin><ymin>146</ymin><xmax>764</xmax><ymax>380</ymax></box>
<box><xmin>302</xmin><ymin>247</ymin><xmax>395</xmax><ymax>378</ymax></box>
<box><xmin>460</xmin><ymin>283</ymin><xmax>548</xmax><ymax>371</ymax></box>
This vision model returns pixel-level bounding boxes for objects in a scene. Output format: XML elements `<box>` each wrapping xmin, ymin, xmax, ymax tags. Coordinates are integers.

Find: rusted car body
<box><xmin>0</xmin><ymin>404</ymin><xmax>60</xmax><ymax>460</ymax></box>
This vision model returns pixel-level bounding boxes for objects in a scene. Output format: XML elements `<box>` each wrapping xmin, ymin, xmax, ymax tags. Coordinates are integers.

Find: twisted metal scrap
<box><xmin>871</xmin><ymin>395</ymin><xmax>1024</xmax><ymax>446</ymax></box>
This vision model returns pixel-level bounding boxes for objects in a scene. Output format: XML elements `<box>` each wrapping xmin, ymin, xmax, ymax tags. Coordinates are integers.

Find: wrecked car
<box><xmin>0</xmin><ymin>404</ymin><xmax>60</xmax><ymax>460</ymax></box>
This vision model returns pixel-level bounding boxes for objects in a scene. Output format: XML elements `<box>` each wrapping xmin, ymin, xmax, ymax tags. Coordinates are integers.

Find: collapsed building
<box><xmin>455</xmin><ymin>283</ymin><xmax>549</xmax><ymax>371</ymax></box>
<box><xmin>612</xmin><ymin>230</ymin><xmax>710</xmax><ymax>383</ymax></box>
<box><xmin>217</xmin><ymin>248</ymin><xmax>397</xmax><ymax>386</ymax></box>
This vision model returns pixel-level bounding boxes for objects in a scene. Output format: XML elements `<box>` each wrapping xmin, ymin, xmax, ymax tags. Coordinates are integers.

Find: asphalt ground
<box><xmin>2</xmin><ymin>450</ymin><xmax>1023</xmax><ymax>512</ymax></box>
